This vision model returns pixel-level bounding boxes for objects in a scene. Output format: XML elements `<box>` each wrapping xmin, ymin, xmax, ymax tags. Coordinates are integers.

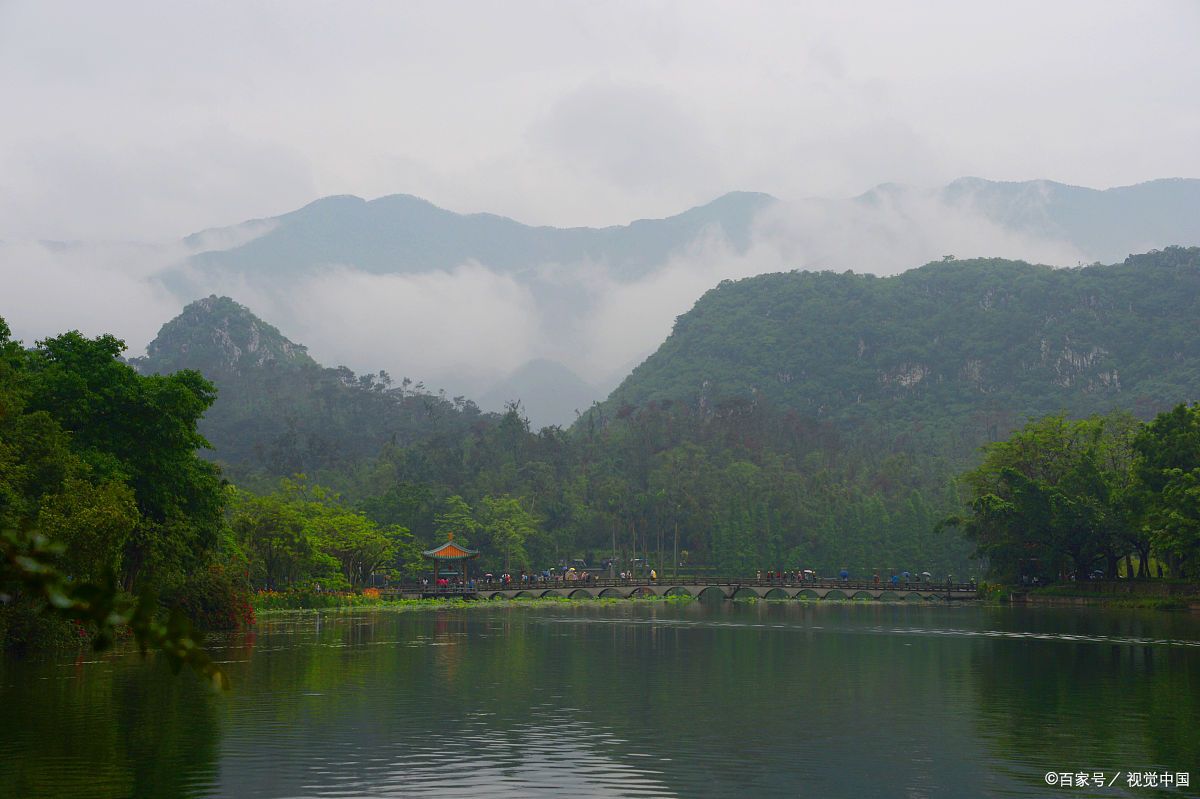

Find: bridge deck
<box><xmin>387</xmin><ymin>578</ymin><xmax>977</xmax><ymax>602</ymax></box>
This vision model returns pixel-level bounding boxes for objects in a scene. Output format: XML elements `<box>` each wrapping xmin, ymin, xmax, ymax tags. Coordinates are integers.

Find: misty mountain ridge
<box><xmin>180</xmin><ymin>190</ymin><xmax>775</xmax><ymax>284</ymax></box>
<box><xmin>178</xmin><ymin>177</ymin><xmax>1200</xmax><ymax>284</ymax></box>
<box><xmin>153</xmin><ymin>178</ymin><xmax>1200</xmax><ymax>430</ymax></box>
<box><xmin>929</xmin><ymin>176</ymin><xmax>1200</xmax><ymax>263</ymax></box>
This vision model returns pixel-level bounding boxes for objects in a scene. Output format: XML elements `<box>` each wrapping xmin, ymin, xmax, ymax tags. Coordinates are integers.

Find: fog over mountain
<box><xmin>3</xmin><ymin>177</ymin><xmax>1199</xmax><ymax>427</ymax></box>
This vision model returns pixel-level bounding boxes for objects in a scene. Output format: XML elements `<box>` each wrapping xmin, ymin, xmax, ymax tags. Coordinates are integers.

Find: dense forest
<box><xmin>134</xmin><ymin>296</ymin><xmax>975</xmax><ymax>579</ymax></box>
<box><xmin>121</xmin><ymin>248</ymin><xmax>1200</xmax><ymax>586</ymax></box>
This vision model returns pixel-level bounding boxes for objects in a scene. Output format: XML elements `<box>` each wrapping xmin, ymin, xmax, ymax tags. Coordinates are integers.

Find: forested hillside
<box><xmin>133</xmin><ymin>296</ymin><xmax>970</xmax><ymax>576</ymax></box>
<box><xmin>607</xmin><ymin>247</ymin><xmax>1200</xmax><ymax>435</ymax></box>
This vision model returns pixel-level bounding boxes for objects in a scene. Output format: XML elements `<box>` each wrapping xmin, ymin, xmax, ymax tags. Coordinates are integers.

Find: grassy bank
<box><xmin>1007</xmin><ymin>582</ymin><xmax>1200</xmax><ymax>610</ymax></box>
<box><xmin>250</xmin><ymin>589</ymin><xmax>697</xmax><ymax>613</ymax></box>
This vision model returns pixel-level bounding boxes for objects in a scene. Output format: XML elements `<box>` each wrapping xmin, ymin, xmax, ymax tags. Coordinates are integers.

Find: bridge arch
<box><xmin>567</xmin><ymin>588</ymin><xmax>595</xmax><ymax>600</ymax></box>
<box><xmin>629</xmin><ymin>586</ymin><xmax>659</xmax><ymax>597</ymax></box>
<box><xmin>732</xmin><ymin>587</ymin><xmax>763</xmax><ymax>600</ymax></box>
<box><xmin>538</xmin><ymin>589</ymin><xmax>565</xmax><ymax>598</ymax></box>
<box><xmin>850</xmin><ymin>590</ymin><xmax>876</xmax><ymax>601</ymax></box>
<box><xmin>877</xmin><ymin>590</ymin><xmax>902</xmax><ymax>602</ymax></box>
<box><xmin>663</xmin><ymin>586</ymin><xmax>692</xmax><ymax>597</ymax></box>
<box><xmin>822</xmin><ymin>589</ymin><xmax>848</xmax><ymax>601</ymax></box>
<box><xmin>694</xmin><ymin>586</ymin><xmax>727</xmax><ymax>600</ymax></box>
<box><xmin>764</xmin><ymin>588</ymin><xmax>791</xmax><ymax>600</ymax></box>
<box><xmin>598</xmin><ymin>588</ymin><xmax>626</xmax><ymax>599</ymax></box>
<box><xmin>795</xmin><ymin>589</ymin><xmax>819</xmax><ymax>600</ymax></box>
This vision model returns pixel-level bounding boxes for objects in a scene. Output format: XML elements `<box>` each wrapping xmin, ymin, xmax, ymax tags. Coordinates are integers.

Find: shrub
<box><xmin>251</xmin><ymin>588</ymin><xmax>386</xmax><ymax>610</ymax></box>
<box><xmin>0</xmin><ymin>598</ymin><xmax>85</xmax><ymax>652</ymax></box>
<box><xmin>163</xmin><ymin>562</ymin><xmax>255</xmax><ymax>631</ymax></box>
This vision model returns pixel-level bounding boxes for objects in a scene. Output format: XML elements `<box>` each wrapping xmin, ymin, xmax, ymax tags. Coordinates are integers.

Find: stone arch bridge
<box><xmin>394</xmin><ymin>578</ymin><xmax>978</xmax><ymax>602</ymax></box>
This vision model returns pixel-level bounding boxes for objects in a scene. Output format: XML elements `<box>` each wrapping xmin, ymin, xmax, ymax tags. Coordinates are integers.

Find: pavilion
<box><xmin>422</xmin><ymin>533</ymin><xmax>479</xmax><ymax>594</ymax></box>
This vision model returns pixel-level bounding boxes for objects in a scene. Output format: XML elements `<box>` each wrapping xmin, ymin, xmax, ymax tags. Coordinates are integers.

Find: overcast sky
<box><xmin>3</xmin><ymin>1</ymin><xmax>1199</xmax><ymax>242</ymax></box>
<box><xmin>3</xmin><ymin>1</ymin><xmax>1199</xmax><ymax>408</ymax></box>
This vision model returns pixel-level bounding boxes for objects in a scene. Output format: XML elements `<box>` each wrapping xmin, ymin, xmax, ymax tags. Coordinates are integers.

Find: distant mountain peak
<box><xmin>174</xmin><ymin>190</ymin><xmax>782</xmax><ymax>285</ymax></box>
<box><xmin>479</xmin><ymin>358</ymin><xmax>599</xmax><ymax>428</ymax></box>
<box><xmin>136</xmin><ymin>295</ymin><xmax>315</xmax><ymax>378</ymax></box>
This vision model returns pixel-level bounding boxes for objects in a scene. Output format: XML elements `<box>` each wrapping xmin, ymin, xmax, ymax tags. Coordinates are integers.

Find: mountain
<box><xmin>177</xmin><ymin>178</ymin><xmax>1200</xmax><ymax>287</ymax></box>
<box><xmin>134</xmin><ymin>295</ymin><xmax>317</xmax><ymax>378</ymax></box>
<box><xmin>603</xmin><ymin>246</ymin><xmax>1200</xmax><ymax>440</ymax></box>
<box><xmin>159</xmin><ymin>179</ymin><xmax>1200</xmax><ymax>399</ymax></box>
<box><xmin>178</xmin><ymin>190</ymin><xmax>776</xmax><ymax>285</ymax></box>
<box><xmin>133</xmin><ymin>296</ymin><xmax>494</xmax><ymax>480</ymax></box>
<box><xmin>477</xmin><ymin>359</ymin><xmax>598</xmax><ymax>428</ymax></box>
<box><xmin>930</xmin><ymin>177</ymin><xmax>1200</xmax><ymax>264</ymax></box>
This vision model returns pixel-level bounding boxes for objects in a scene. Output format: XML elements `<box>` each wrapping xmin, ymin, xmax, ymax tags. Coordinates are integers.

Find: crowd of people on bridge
<box><xmin>475</xmin><ymin>569</ymin><xmax>603</xmax><ymax>587</ymax></box>
<box><xmin>754</xmin><ymin>569</ymin><xmax>969</xmax><ymax>586</ymax></box>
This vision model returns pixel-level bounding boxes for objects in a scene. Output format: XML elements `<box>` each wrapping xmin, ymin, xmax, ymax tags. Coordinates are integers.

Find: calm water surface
<box><xmin>2</xmin><ymin>601</ymin><xmax>1198</xmax><ymax>798</ymax></box>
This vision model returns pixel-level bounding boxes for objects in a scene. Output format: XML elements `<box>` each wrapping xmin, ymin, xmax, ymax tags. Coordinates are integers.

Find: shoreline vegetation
<box><xmin>1009</xmin><ymin>582</ymin><xmax>1200</xmax><ymax>610</ymax></box>
<box><xmin>12</xmin><ymin>582</ymin><xmax>1200</xmax><ymax>656</ymax></box>
<box><xmin>251</xmin><ymin>592</ymin><xmax>696</xmax><ymax>613</ymax></box>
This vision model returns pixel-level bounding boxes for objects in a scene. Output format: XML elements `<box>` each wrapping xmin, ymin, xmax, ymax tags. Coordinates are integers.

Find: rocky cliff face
<box><xmin>134</xmin><ymin>295</ymin><xmax>316</xmax><ymax>378</ymax></box>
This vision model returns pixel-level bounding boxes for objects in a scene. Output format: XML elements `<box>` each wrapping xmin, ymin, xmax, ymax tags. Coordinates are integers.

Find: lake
<box><xmin>2</xmin><ymin>600</ymin><xmax>1198</xmax><ymax>798</ymax></box>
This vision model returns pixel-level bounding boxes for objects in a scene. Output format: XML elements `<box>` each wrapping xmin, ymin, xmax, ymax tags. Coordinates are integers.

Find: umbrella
<box><xmin>920</xmin><ymin>571</ymin><xmax>932</xmax><ymax>578</ymax></box>
<box><xmin>803</xmin><ymin>569</ymin><xmax>816</xmax><ymax>575</ymax></box>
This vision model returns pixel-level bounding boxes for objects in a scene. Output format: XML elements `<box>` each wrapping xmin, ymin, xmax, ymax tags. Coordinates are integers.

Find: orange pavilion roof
<box><xmin>422</xmin><ymin>539</ymin><xmax>479</xmax><ymax>560</ymax></box>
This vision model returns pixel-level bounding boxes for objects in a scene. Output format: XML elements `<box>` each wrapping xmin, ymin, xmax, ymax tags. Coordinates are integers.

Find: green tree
<box><xmin>1135</xmin><ymin>403</ymin><xmax>1200</xmax><ymax>576</ymax></box>
<box><xmin>304</xmin><ymin>506</ymin><xmax>397</xmax><ymax>590</ymax></box>
<box><xmin>947</xmin><ymin>414</ymin><xmax>1137</xmax><ymax>581</ymax></box>
<box><xmin>229</xmin><ymin>490</ymin><xmax>313</xmax><ymax>589</ymax></box>
<box><xmin>479</xmin><ymin>495</ymin><xmax>538</xmax><ymax>572</ymax></box>
<box><xmin>434</xmin><ymin>495</ymin><xmax>479</xmax><ymax>543</ymax></box>
<box><xmin>21</xmin><ymin>330</ymin><xmax>224</xmax><ymax>590</ymax></box>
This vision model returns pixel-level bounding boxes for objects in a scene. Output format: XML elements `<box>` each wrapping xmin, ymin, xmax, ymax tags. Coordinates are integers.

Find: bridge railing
<box><xmin>385</xmin><ymin>578</ymin><xmax>978</xmax><ymax>594</ymax></box>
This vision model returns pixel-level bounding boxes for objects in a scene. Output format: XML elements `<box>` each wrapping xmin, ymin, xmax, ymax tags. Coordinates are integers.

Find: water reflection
<box><xmin>2</xmin><ymin>602</ymin><xmax>1198</xmax><ymax>798</ymax></box>
<box><xmin>0</xmin><ymin>648</ymin><xmax>221</xmax><ymax>798</ymax></box>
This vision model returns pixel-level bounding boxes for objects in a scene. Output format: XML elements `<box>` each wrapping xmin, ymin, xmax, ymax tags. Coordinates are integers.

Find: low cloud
<box><xmin>0</xmin><ymin>240</ymin><xmax>183</xmax><ymax>352</ymax></box>
<box><xmin>1</xmin><ymin>188</ymin><xmax>1088</xmax><ymax>403</ymax></box>
<box><xmin>218</xmin><ymin>263</ymin><xmax>544</xmax><ymax>397</ymax></box>
<box><xmin>757</xmin><ymin>187</ymin><xmax>1087</xmax><ymax>276</ymax></box>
